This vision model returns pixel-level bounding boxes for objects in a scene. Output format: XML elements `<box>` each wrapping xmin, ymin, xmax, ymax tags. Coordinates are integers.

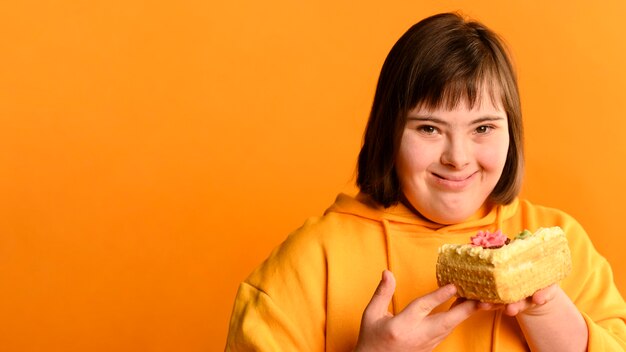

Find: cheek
<box><xmin>477</xmin><ymin>138</ymin><xmax>509</xmax><ymax>172</ymax></box>
<box><xmin>396</xmin><ymin>139</ymin><xmax>435</xmax><ymax>178</ymax></box>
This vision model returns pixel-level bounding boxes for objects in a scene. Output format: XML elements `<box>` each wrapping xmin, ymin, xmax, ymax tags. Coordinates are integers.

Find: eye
<box><xmin>418</xmin><ymin>125</ymin><xmax>439</xmax><ymax>135</ymax></box>
<box><xmin>475</xmin><ymin>125</ymin><xmax>494</xmax><ymax>134</ymax></box>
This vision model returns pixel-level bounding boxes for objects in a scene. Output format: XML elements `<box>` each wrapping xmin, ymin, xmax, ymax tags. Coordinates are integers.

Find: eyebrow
<box><xmin>406</xmin><ymin>115</ymin><xmax>506</xmax><ymax>125</ymax></box>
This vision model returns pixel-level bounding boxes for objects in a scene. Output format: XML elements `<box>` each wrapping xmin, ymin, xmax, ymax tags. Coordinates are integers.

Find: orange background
<box><xmin>1</xmin><ymin>1</ymin><xmax>625</xmax><ymax>351</ymax></box>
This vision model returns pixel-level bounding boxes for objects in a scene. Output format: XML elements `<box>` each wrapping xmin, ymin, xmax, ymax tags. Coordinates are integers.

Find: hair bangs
<box><xmin>410</xmin><ymin>58</ymin><xmax>504</xmax><ymax>113</ymax></box>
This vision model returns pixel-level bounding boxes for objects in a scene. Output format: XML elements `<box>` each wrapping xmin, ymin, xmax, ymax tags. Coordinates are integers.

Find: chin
<box><xmin>402</xmin><ymin>193</ymin><xmax>484</xmax><ymax>225</ymax></box>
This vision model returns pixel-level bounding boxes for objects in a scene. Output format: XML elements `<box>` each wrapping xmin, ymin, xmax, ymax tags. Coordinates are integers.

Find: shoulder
<box><xmin>245</xmin><ymin>204</ymin><xmax>381</xmax><ymax>285</ymax></box>
<box><xmin>515</xmin><ymin>198</ymin><xmax>602</xmax><ymax>262</ymax></box>
<box><xmin>279</xmin><ymin>193</ymin><xmax>386</xmax><ymax>250</ymax></box>
<box><xmin>274</xmin><ymin>207</ymin><xmax>381</xmax><ymax>259</ymax></box>
<box><xmin>515</xmin><ymin>198</ymin><xmax>584</xmax><ymax>231</ymax></box>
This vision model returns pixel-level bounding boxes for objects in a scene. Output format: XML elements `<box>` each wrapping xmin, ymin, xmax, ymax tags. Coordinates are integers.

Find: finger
<box><xmin>363</xmin><ymin>270</ymin><xmax>396</xmax><ymax>320</ymax></box>
<box><xmin>397</xmin><ymin>284</ymin><xmax>457</xmax><ymax>323</ymax></box>
<box><xmin>420</xmin><ymin>299</ymin><xmax>480</xmax><ymax>341</ymax></box>
<box><xmin>504</xmin><ymin>285</ymin><xmax>560</xmax><ymax>316</ymax></box>
<box><xmin>441</xmin><ymin>298</ymin><xmax>480</xmax><ymax>327</ymax></box>
<box><xmin>450</xmin><ymin>297</ymin><xmax>466</xmax><ymax>309</ymax></box>
<box><xmin>477</xmin><ymin>301</ymin><xmax>503</xmax><ymax>311</ymax></box>
<box><xmin>503</xmin><ymin>298</ymin><xmax>531</xmax><ymax>316</ymax></box>
<box><xmin>531</xmin><ymin>284</ymin><xmax>557</xmax><ymax>305</ymax></box>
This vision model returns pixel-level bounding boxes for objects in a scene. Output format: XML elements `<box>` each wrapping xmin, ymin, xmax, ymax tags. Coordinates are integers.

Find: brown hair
<box><xmin>356</xmin><ymin>12</ymin><xmax>524</xmax><ymax>207</ymax></box>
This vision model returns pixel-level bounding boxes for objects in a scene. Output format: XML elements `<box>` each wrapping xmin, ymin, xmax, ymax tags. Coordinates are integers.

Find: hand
<box><xmin>479</xmin><ymin>285</ymin><xmax>588</xmax><ymax>350</ymax></box>
<box><xmin>354</xmin><ymin>270</ymin><xmax>481</xmax><ymax>352</ymax></box>
<box><xmin>477</xmin><ymin>284</ymin><xmax>560</xmax><ymax>316</ymax></box>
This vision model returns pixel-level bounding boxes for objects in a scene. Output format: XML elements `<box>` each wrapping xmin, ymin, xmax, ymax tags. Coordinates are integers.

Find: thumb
<box><xmin>363</xmin><ymin>270</ymin><xmax>396</xmax><ymax>319</ymax></box>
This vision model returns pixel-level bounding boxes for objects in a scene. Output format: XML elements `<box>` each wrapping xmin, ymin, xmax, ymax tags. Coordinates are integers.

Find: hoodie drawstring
<box><xmin>491</xmin><ymin>204</ymin><xmax>504</xmax><ymax>351</ymax></box>
<box><xmin>491</xmin><ymin>310</ymin><xmax>502</xmax><ymax>351</ymax></box>
<box><xmin>381</xmin><ymin>218</ymin><xmax>397</xmax><ymax>315</ymax></box>
<box><xmin>495</xmin><ymin>204</ymin><xmax>504</xmax><ymax>232</ymax></box>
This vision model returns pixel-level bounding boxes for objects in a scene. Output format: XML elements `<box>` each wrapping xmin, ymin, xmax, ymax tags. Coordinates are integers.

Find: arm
<box><xmin>497</xmin><ymin>285</ymin><xmax>588</xmax><ymax>351</ymax></box>
<box><xmin>558</xmin><ymin>219</ymin><xmax>626</xmax><ymax>350</ymax></box>
<box><xmin>480</xmin><ymin>214</ymin><xmax>626</xmax><ymax>351</ymax></box>
<box><xmin>226</xmin><ymin>282</ymin><xmax>321</xmax><ymax>351</ymax></box>
<box><xmin>225</xmin><ymin>222</ymin><xmax>328</xmax><ymax>351</ymax></box>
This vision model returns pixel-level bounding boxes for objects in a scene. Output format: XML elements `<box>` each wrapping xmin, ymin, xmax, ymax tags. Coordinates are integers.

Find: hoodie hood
<box><xmin>325</xmin><ymin>192</ymin><xmax>520</xmax><ymax>234</ymax></box>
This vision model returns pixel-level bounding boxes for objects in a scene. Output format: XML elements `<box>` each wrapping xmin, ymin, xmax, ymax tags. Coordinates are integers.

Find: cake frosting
<box><xmin>436</xmin><ymin>227</ymin><xmax>572</xmax><ymax>303</ymax></box>
<box><xmin>470</xmin><ymin>229</ymin><xmax>508</xmax><ymax>248</ymax></box>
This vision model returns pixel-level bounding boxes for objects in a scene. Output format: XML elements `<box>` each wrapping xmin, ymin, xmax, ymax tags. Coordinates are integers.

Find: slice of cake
<box><xmin>436</xmin><ymin>227</ymin><xmax>572</xmax><ymax>303</ymax></box>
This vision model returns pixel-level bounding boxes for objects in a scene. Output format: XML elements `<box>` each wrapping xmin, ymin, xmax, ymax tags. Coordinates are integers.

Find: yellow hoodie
<box><xmin>226</xmin><ymin>193</ymin><xmax>626</xmax><ymax>351</ymax></box>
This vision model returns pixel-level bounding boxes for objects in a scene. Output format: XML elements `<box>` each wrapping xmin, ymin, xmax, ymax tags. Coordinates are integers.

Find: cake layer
<box><xmin>436</xmin><ymin>227</ymin><xmax>572</xmax><ymax>303</ymax></box>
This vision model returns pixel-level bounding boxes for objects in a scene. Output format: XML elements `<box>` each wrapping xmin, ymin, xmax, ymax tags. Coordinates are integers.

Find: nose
<box><xmin>440</xmin><ymin>135</ymin><xmax>470</xmax><ymax>169</ymax></box>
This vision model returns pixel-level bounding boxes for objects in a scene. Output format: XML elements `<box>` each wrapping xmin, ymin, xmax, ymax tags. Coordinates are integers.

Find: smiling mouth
<box><xmin>432</xmin><ymin>171</ymin><xmax>478</xmax><ymax>190</ymax></box>
<box><xmin>433</xmin><ymin>172</ymin><xmax>475</xmax><ymax>181</ymax></box>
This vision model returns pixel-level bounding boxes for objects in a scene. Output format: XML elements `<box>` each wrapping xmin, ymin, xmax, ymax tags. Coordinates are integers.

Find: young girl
<box><xmin>226</xmin><ymin>12</ymin><xmax>626</xmax><ymax>351</ymax></box>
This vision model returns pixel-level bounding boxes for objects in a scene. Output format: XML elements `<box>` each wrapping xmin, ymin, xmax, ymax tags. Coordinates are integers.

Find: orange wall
<box><xmin>1</xmin><ymin>1</ymin><xmax>625</xmax><ymax>351</ymax></box>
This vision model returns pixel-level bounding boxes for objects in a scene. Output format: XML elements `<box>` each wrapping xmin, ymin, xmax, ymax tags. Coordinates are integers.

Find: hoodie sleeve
<box><xmin>225</xmin><ymin>282</ymin><xmax>314</xmax><ymax>351</ymax></box>
<box><xmin>560</xmin><ymin>217</ymin><xmax>626</xmax><ymax>350</ymax></box>
<box><xmin>225</xmin><ymin>219</ymin><xmax>328</xmax><ymax>351</ymax></box>
<box><xmin>575</xmin><ymin>258</ymin><xmax>626</xmax><ymax>350</ymax></box>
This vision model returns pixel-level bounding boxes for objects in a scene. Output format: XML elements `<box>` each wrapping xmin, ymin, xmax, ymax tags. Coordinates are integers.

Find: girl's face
<box><xmin>396</xmin><ymin>93</ymin><xmax>509</xmax><ymax>224</ymax></box>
